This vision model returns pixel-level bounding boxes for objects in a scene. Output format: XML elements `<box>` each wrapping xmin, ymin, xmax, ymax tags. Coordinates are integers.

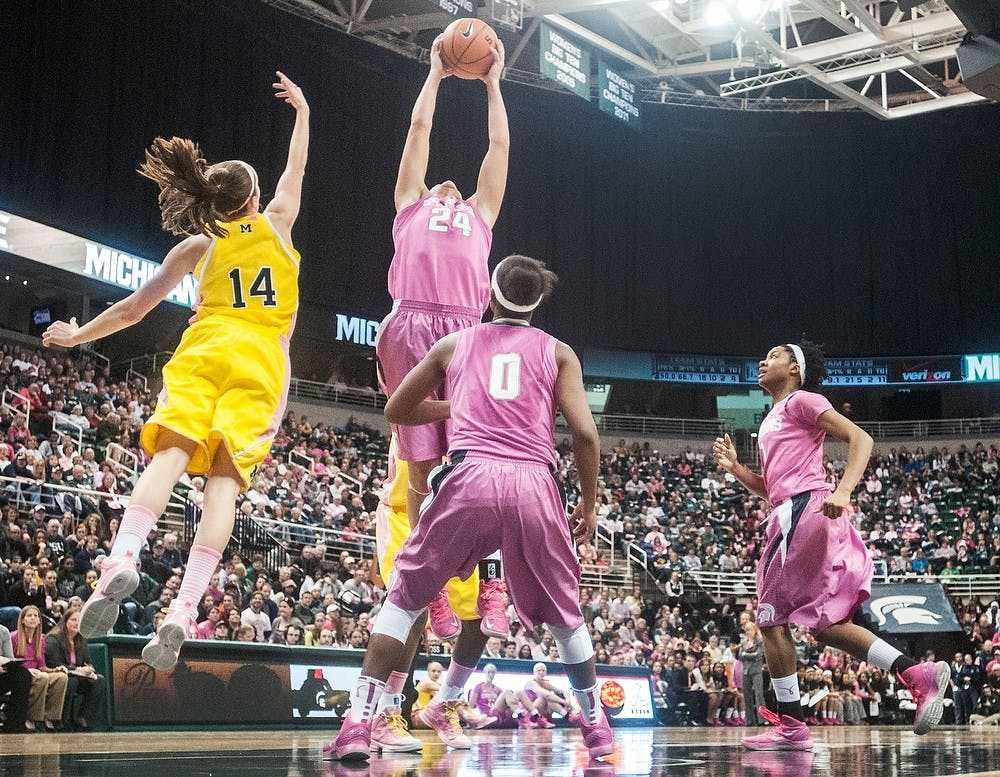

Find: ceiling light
<box><xmin>737</xmin><ymin>0</ymin><xmax>764</xmax><ymax>17</ymax></box>
<box><xmin>705</xmin><ymin>1</ymin><xmax>732</xmax><ymax>25</ymax></box>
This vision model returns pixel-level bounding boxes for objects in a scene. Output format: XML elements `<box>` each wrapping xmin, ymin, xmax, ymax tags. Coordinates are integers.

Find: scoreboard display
<box><xmin>581</xmin><ymin>348</ymin><xmax>997</xmax><ymax>387</ymax></box>
<box><xmin>823</xmin><ymin>358</ymin><xmax>890</xmax><ymax>386</ymax></box>
<box><xmin>651</xmin><ymin>354</ymin><xmax>745</xmax><ymax>384</ymax></box>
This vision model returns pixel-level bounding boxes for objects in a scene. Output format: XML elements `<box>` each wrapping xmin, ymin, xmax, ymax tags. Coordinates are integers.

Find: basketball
<box><xmin>440</xmin><ymin>17</ymin><xmax>497</xmax><ymax>79</ymax></box>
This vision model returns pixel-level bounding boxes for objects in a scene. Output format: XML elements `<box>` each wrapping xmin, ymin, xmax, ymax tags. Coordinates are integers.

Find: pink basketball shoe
<box><xmin>428</xmin><ymin>589</ymin><xmax>460</xmax><ymax>640</ymax></box>
<box><xmin>79</xmin><ymin>551</ymin><xmax>139</xmax><ymax>638</ymax></box>
<box><xmin>323</xmin><ymin>712</ymin><xmax>371</xmax><ymax>761</ymax></box>
<box><xmin>370</xmin><ymin>708</ymin><xmax>422</xmax><ymax>753</ymax></box>
<box><xmin>899</xmin><ymin>660</ymin><xmax>951</xmax><ymax>735</ymax></box>
<box><xmin>476</xmin><ymin>578</ymin><xmax>509</xmax><ymax>638</ymax></box>
<box><xmin>420</xmin><ymin>700</ymin><xmax>471</xmax><ymax>749</ymax></box>
<box><xmin>141</xmin><ymin>599</ymin><xmax>196</xmax><ymax>671</ymax></box>
<box><xmin>741</xmin><ymin>707</ymin><xmax>813</xmax><ymax>751</ymax></box>
<box><xmin>580</xmin><ymin>709</ymin><xmax>615</xmax><ymax>760</ymax></box>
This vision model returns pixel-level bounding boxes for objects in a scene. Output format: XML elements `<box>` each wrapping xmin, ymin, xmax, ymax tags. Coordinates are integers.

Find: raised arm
<box><xmin>383</xmin><ymin>333</ymin><xmax>458</xmax><ymax>426</ymax></box>
<box><xmin>712</xmin><ymin>433</ymin><xmax>767</xmax><ymax>498</ymax></box>
<box><xmin>264</xmin><ymin>71</ymin><xmax>309</xmax><ymax>240</ymax></box>
<box><xmin>395</xmin><ymin>37</ymin><xmax>448</xmax><ymax>212</ymax></box>
<box><xmin>42</xmin><ymin>235</ymin><xmax>208</xmax><ymax>348</ymax></box>
<box><xmin>817</xmin><ymin>409</ymin><xmax>873</xmax><ymax>518</ymax></box>
<box><xmin>553</xmin><ymin>342</ymin><xmax>600</xmax><ymax>542</ymax></box>
<box><xmin>469</xmin><ymin>40</ymin><xmax>509</xmax><ymax>229</ymax></box>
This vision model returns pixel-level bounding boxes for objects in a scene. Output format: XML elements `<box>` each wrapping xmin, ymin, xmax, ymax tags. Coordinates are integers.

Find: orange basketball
<box><xmin>440</xmin><ymin>17</ymin><xmax>497</xmax><ymax>80</ymax></box>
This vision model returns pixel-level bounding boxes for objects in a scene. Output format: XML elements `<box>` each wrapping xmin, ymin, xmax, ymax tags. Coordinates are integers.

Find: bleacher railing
<box><xmin>856</xmin><ymin>416</ymin><xmax>1000</xmax><ymax>440</ymax></box>
<box><xmin>558</xmin><ymin>415</ymin><xmax>727</xmax><ymax>438</ymax></box>
<box><xmin>288</xmin><ymin>377</ymin><xmax>386</xmax><ymax>409</ymax></box>
<box><xmin>579</xmin><ymin>522</ymin><xmax>631</xmax><ymax>588</ymax></box>
<box><xmin>686</xmin><ymin>569</ymin><xmax>1000</xmax><ymax>601</ymax></box>
<box><xmin>0</xmin><ymin>473</ymin><xmax>188</xmax><ymax>533</ymax></box>
<box><xmin>1</xmin><ymin>387</ymin><xmax>30</xmax><ymax>427</ymax></box>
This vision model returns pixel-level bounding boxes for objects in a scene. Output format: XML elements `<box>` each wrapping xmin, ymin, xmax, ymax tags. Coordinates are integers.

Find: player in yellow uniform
<box><xmin>367</xmin><ymin>440</ymin><xmax>481</xmax><ymax>752</ymax></box>
<box><xmin>43</xmin><ymin>71</ymin><xmax>309</xmax><ymax>672</ymax></box>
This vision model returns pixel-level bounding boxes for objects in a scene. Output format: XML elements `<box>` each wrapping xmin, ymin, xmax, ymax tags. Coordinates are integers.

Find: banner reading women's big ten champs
<box><xmin>540</xmin><ymin>23</ymin><xmax>591</xmax><ymax>100</ymax></box>
<box><xmin>426</xmin><ymin>0</ymin><xmax>475</xmax><ymax>17</ymax></box>
<box><xmin>599</xmin><ymin>60</ymin><xmax>641</xmax><ymax>129</ymax></box>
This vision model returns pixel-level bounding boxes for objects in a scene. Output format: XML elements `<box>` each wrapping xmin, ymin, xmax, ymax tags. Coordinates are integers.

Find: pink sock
<box><xmin>385</xmin><ymin>670</ymin><xmax>408</xmax><ymax>695</ymax></box>
<box><xmin>376</xmin><ymin>670</ymin><xmax>410</xmax><ymax>713</ymax></box>
<box><xmin>435</xmin><ymin>660</ymin><xmax>476</xmax><ymax>702</ymax></box>
<box><xmin>175</xmin><ymin>545</ymin><xmax>222</xmax><ymax>609</ymax></box>
<box><xmin>110</xmin><ymin>505</ymin><xmax>159</xmax><ymax>563</ymax></box>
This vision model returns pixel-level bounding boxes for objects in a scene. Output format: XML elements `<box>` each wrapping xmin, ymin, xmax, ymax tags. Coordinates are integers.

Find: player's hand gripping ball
<box><xmin>439</xmin><ymin>17</ymin><xmax>498</xmax><ymax>79</ymax></box>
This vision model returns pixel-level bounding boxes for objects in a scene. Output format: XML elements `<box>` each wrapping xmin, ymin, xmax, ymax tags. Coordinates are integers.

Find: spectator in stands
<box><xmin>270</xmin><ymin>598</ymin><xmax>304</xmax><ymax>644</ymax></box>
<box><xmin>340</xmin><ymin>567</ymin><xmax>378</xmax><ymax>615</ymax></box>
<box><xmin>160</xmin><ymin>533</ymin><xmax>185</xmax><ymax>574</ymax></box>
<box><xmin>740</xmin><ymin>622</ymin><xmax>765</xmax><ymax>726</ymax></box>
<box><xmin>143</xmin><ymin>587</ymin><xmax>174</xmax><ymax>628</ymax></box>
<box><xmin>45</xmin><ymin>610</ymin><xmax>107</xmax><ymax>730</ymax></box>
<box><xmin>0</xmin><ymin>619</ymin><xmax>32</xmax><ymax>733</ymax></box>
<box><xmin>285</xmin><ymin>623</ymin><xmax>304</xmax><ymax>646</ymax></box>
<box><xmin>11</xmin><ymin>605</ymin><xmax>67</xmax><ymax>732</ymax></box>
<box><xmin>241</xmin><ymin>592</ymin><xmax>271</xmax><ymax>643</ymax></box>
<box><xmin>953</xmin><ymin>652</ymin><xmax>982</xmax><ymax>724</ymax></box>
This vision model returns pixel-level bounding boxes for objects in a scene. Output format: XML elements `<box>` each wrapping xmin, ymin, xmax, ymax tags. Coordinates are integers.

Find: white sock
<box><xmin>349</xmin><ymin>676</ymin><xmax>385</xmax><ymax>722</ymax></box>
<box><xmin>771</xmin><ymin>673</ymin><xmax>801</xmax><ymax>704</ymax></box>
<box><xmin>435</xmin><ymin>681</ymin><xmax>466</xmax><ymax>702</ymax></box>
<box><xmin>573</xmin><ymin>684</ymin><xmax>600</xmax><ymax>725</ymax></box>
<box><xmin>867</xmin><ymin>638</ymin><xmax>904</xmax><ymax>671</ymax></box>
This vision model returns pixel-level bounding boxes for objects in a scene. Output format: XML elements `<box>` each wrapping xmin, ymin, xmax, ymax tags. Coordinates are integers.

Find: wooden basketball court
<box><xmin>3</xmin><ymin>724</ymin><xmax>999</xmax><ymax>776</ymax></box>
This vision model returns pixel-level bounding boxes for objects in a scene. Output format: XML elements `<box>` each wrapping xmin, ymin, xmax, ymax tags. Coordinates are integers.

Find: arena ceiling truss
<box><xmin>264</xmin><ymin>0</ymin><xmax>987</xmax><ymax>116</ymax></box>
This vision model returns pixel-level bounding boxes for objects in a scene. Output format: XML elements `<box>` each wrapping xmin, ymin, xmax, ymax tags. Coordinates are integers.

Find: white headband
<box><xmin>786</xmin><ymin>344</ymin><xmax>806</xmax><ymax>386</ymax></box>
<box><xmin>491</xmin><ymin>262</ymin><xmax>543</xmax><ymax>313</ymax></box>
<box><xmin>230</xmin><ymin>160</ymin><xmax>259</xmax><ymax>213</ymax></box>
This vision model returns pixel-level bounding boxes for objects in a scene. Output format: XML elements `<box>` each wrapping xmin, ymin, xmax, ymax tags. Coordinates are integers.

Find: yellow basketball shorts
<box><xmin>140</xmin><ymin>318</ymin><xmax>290</xmax><ymax>489</ymax></box>
<box><xmin>378</xmin><ymin>449</ymin><xmax>479</xmax><ymax>621</ymax></box>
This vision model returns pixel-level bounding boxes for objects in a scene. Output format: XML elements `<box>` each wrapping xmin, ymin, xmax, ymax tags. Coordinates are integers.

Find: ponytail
<box><xmin>138</xmin><ymin>137</ymin><xmax>254</xmax><ymax>238</ymax></box>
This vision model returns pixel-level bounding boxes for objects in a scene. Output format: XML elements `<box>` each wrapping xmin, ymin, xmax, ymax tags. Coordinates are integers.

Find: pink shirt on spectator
<box><xmin>10</xmin><ymin>632</ymin><xmax>48</xmax><ymax>669</ymax></box>
<box><xmin>757</xmin><ymin>390</ymin><xmax>833</xmax><ymax>505</ymax></box>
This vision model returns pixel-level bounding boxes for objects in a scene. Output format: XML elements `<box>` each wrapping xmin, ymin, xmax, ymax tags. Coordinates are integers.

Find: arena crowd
<box><xmin>1</xmin><ymin>341</ymin><xmax>998</xmax><ymax>731</ymax></box>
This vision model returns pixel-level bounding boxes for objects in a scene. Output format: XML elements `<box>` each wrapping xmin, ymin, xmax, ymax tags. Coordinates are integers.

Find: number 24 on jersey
<box><xmin>427</xmin><ymin>204</ymin><xmax>472</xmax><ymax>237</ymax></box>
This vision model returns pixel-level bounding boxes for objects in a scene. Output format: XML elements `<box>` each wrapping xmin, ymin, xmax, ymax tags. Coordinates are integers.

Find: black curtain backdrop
<box><xmin>2</xmin><ymin>0</ymin><xmax>998</xmax><ymax>360</ymax></box>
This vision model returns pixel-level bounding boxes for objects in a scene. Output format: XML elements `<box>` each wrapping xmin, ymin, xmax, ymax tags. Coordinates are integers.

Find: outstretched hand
<box><xmin>712</xmin><ymin>433</ymin><xmax>739</xmax><ymax>473</ymax></box>
<box><xmin>273</xmin><ymin>71</ymin><xmax>307</xmax><ymax>111</ymax></box>
<box><xmin>43</xmin><ymin>317</ymin><xmax>80</xmax><ymax>348</ymax></box>
<box><xmin>429</xmin><ymin>35</ymin><xmax>451</xmax><ymax>79</ymax></box>
<box><xmin>482</xmin><ymin>37</ymin><xmax>505</xmax><ymax>84</ymax></box>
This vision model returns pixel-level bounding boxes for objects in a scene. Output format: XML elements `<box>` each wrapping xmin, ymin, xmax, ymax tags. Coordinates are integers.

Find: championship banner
<box><xmin>860</xmin><ymin>583</ymin><xmax>963</xmax><ymax>634</ymax></box>
<box><xmin>598</xmin><ymin>59</ymin><xmax>642</xmax><ymax>129</ymax></box>
<box><xmin>539</xmin><ymin>22</ymin><xmax>591</xmax><ymax>100</ymax></box>
<box><xmin>426</xmin><ymin>0</ymin><xmax>476</xmax><ymax>17</ymax></box>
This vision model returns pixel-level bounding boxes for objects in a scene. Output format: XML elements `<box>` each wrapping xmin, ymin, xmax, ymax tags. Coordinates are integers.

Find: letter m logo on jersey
<box><xmin>240</xmin><ymin>224</ymin><xmax>252</xmax><ymax>233</ymax></box>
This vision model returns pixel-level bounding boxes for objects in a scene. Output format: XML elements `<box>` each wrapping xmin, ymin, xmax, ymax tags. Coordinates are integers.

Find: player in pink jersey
<box><xmin>324</xmin><ymin>256</ymin><xmax>615</xmax><ymax>763</ymax></box>
<box><xmin>377</xmin><ymin>32</ymin><xmax>508</xmax><ymax>525</ymax></box>
<box><xmin>369</xmin><ymin>32</ymin><xmax>511</xmax><ymax>748</ymax></box>
<box><xmin>468</xmin><ymin>663</ymin><xmax>537</xmax><ymax>728</ymax></box>
<box><xmin>713</xmin><ymin>342</ymin><xmax>950</xmax><ymax>751</ymax></box>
